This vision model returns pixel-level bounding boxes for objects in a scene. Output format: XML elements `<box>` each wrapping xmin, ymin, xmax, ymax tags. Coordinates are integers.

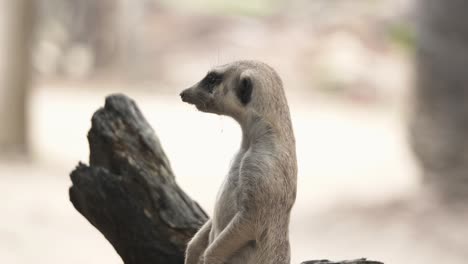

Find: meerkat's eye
<box><xmin>202</xmin><ymin>72</ymin><xmax>222</xmax><ymax>93</ymax></box>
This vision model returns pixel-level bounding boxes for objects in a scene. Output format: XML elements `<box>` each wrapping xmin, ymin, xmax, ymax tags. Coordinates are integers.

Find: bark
<box><xmin>410</xmin><ymin>0</ymin><xmax>468</xmax><ymax>203</ymax></box>
<box><xmin>69</xmin><ymin>94</ymin><xmax>383</xmax><ymax>264</ymax></box>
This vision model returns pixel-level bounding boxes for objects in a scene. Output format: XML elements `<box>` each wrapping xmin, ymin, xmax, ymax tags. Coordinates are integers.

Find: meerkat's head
<box><xmin>180</xmin><ymin>60</ymin><xmax>289</xmax><ymax>125</ymax></box>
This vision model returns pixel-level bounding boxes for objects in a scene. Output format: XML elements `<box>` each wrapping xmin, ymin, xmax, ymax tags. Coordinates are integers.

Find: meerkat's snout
<box><xmin>179</xmin><ymin>85</ymin><xmax>215</xmax><ymax>113</ymax></box>
<box><xmin>180</xmin><ymin>86</ymin><xmax>202</xmax><ymax>104</ymax></box>
<box><xmin>179</xmin><ymin>89</ymin><xmax>190</xmax><ymax>103</ymax></box>
<box><xmin>179</xmin><ymin>86</ymin><xmax>203</xmax><ymax>105</ymax></box>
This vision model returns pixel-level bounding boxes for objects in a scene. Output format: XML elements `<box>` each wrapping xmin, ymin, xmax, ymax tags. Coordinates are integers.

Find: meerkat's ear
<box><xmin>237</xmin><ymin>75</ymin><xmax>253</xmax><ymax>105</ymax></box>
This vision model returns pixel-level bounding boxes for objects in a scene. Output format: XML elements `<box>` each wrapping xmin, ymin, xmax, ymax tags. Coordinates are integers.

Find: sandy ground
<box><xmin>2</xmin><ymin>85</ymin><xmax>466</xmax><ymax>264</ymax></box>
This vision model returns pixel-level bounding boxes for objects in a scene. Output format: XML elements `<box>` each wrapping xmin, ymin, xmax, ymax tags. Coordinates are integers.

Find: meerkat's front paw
<box><xmin>184</xmin><ymin>254</ymin><xmax>198</xmax><ymax>264</ymax></box>
<box><xmin>203</xmin><ymin>253</ymin><xmax>224</xmax><ymax>264</ymax></box>
<box><xmin>185</xmin><ymin>248</ymin><xmax>202</xmax><ymax>264</ymax></box>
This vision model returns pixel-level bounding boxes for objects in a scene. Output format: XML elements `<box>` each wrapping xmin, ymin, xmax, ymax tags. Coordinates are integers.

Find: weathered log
<box><xmin>69</xmin><ymin>94</ymin><xmax>208</xmax><ymax>264</ymax></box>
<box><xmin>69</xmin><ymin>94</ymin><xmax>383</xmax><ymax>264</ymax></box>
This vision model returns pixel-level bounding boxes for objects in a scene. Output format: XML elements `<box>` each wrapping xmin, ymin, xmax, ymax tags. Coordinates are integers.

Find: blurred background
<box><xmin>1</xmin><ymin>0</ymin><xmax>468</xmax><ymax>263</ymax></box>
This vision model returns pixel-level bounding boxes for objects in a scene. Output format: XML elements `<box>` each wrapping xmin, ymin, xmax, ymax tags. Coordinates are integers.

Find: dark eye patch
<box><xmin>201</xmin><ymin>72</ymin><xmax>223</xmax><ymax>93</ymax></box>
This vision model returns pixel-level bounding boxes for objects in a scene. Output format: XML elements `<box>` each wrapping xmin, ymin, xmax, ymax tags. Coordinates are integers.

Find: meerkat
<box><xmin>180</xmin><ymin>60</ymin><xmax>297</xmax><ymax>264</ymax></box>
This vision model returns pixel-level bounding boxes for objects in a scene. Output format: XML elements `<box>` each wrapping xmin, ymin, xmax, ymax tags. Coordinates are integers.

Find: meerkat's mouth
<box><xmin>180</xmin><ymin>88</ymin><xmax>214</xmax><ymax>112</ymax></box>
<box><xmin>182</xmin><ymin>96</ymin><xmax>207</xmax><ymax>110</ymax></box>
<box><xmin>195</xmin><ymin>100</ymin><xmax>214</xmax><ymax>112</ymax></box>
<box><xmin>195</xmin><ymin>104</ymin><xmax>204</xmax><ymax>110</ymax></box>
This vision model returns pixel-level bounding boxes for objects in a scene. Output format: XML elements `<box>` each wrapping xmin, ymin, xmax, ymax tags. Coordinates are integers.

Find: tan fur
<box><xmin>181</xmin><ymin>61</ymin><xmax>297</xmax><ymax>264</ymax></box>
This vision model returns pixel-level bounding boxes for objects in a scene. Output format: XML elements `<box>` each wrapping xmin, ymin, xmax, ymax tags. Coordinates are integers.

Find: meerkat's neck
<box><xmin>238</xmin><ymin>111</ymin><xmax>292</xmax><ymax>150</ymax></box>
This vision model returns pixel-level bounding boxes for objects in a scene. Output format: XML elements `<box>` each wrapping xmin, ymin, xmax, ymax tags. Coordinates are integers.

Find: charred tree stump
<box><xmin>69</xmin><ymin>94</ymin><xmax>208</xmax><ymax>264</ymax></box>
<box><xmin>69</xmin><ymin>94</ymin><xmax>383</xmax><ymax>264</ymax></box>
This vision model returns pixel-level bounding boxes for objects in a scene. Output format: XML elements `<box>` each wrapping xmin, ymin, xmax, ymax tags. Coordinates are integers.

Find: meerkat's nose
<box><xmin>180</xmin><ymin>90</ymin><xmax>188</xmax><ymax>102</ymax></box>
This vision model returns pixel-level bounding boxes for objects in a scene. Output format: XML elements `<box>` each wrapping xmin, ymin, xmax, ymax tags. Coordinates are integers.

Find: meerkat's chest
<box><xmin>214</xmin><ymin>176</ymin><xmax>240</xmax><ymax>218</ymax></box>
<box><xmin>211</xmin><ymin>152</ymin><xmax>244</xmax><ymax>236</ymax></box>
